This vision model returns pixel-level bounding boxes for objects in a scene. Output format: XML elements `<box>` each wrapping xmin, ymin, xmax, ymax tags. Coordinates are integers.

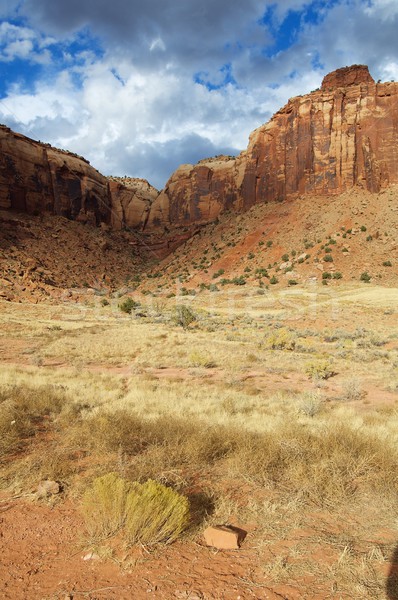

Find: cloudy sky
<box><xmin>0</xmin><ymin>0</ymin><xmax>397</xmax><ymax>189</ymax></box>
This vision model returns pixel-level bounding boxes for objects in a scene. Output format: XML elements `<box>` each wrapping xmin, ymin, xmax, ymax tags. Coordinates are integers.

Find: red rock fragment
<box><xmin>203</xmin><ymin>525</ymin><xmax>246</xmax><ymax>550</ymax></box>
<box><xmin>37</xmin><ymin>480</ymin><xmax>61</xmax><ymax>498</ymax></box>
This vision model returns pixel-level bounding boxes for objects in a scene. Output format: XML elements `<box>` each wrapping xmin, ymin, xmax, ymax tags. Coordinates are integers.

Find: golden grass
<box><xmin>0</xmin><ymin>287</ymin><xmax>397</xmax><ymax>596</ymax></box>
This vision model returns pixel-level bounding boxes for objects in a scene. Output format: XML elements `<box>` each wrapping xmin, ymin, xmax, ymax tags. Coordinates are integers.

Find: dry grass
<box><xmin>0</xmin><ymin>287</ymin><xmax>397</xmax><ymax>597</ymax></box>
<box><xmin>0</xmin><ymin>384</ymin><xmax>66</xmax><ymax>461</ymax></box>
<box><xmin>82</xmin><ymin>473</ymin><xmax>190</xmax><ymax>546</ymax></box>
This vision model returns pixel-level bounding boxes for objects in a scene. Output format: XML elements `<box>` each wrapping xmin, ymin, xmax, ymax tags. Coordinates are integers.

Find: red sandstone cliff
<box><xmin>0</xmin><ymin>126</ymin><xmax>157</xmax><ymax>230</ymax></box>
<box><xmin>1</xmin><ymin>65</ymin><xmax>398</xmax><ymax>237</ymax></box>
<box><xmin>147</xmin><ymin>65</ymin><xmax>398</xmax><ymax>227</ymax></box>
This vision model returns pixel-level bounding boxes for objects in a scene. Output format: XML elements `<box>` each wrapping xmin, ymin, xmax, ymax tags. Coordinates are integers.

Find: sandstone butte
<box><xmin>1</xmin><ymin>64</ymin><xmax>398</xmax><ymax>238</ymax></box>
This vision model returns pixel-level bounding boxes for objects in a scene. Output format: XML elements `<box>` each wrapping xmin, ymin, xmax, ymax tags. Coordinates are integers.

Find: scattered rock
<box><xmin>280</xmin><ymin>261</ymin><xmax>292</xmax><ymax>270</ymax></box>
<box><xmin>37</xmin><ymin>480</ymin><xmax>61</xmax><ymax>498</ymax></box>
<box><xmin>83</xmin><ymin>552</ymin><xmax>100</xmax><ymax>561</ymax></box>
<box><xmin>203</xmin><ymin>525</ymin><xmax>247</xmax><ymax>550</ymax></box>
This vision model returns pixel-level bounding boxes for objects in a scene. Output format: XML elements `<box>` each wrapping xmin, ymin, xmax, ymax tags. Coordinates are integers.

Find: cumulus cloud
<box><xmin>0</xmin><ymin>21</ymin><xmax>53</xmax><ymax>63</ymax></box>
<box><xmin>0</xmin><ymin>0</ymin><xmax>398</xmax><ymax>188</ymax></box>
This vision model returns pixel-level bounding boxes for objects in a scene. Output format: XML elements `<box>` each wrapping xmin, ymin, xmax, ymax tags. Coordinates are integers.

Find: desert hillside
<box><xmin>1</xmin><ymin>65</ymin><xmax>397</xmax><ymax>301</ymax></box>
<box><xmin>1</xmin><ymin>64</ymin><xmax>398</xmax><ymax>600</ymax></box>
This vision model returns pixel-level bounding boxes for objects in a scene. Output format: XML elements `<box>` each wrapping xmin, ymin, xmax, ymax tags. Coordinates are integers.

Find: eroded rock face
<box><xmin>320</xmin><ymin>64</ymin><xmax>374</xmax><ymax>90</ymax></box>
<box><xmin>147</xmin><ymin>65</ymin><xmax>398</xmax><ymax>228</ymax></box>
<box><xmin>0</xmin><ymin>126</ymin><xmax>156</xmax><ymax>230</ymax></box>
<box><xmin>0</xmin><ymin>126</ymin><xmax>111</xmax><ymax>225</ymax></box>
<box><xmin>2</xmin><ymin>65</ymin><xmax>398</xmax><ymax>239</ymax></box>
<box><xmin>109</xmin><ymin>178</ymin><xmax>158</xmax><ymax>230</ymax></box>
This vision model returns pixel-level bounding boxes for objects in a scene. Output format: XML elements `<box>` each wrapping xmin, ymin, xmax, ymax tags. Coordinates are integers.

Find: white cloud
<box><xmin>0</xmin><ymin>21</ymin><xmax>53</xmax><ymax>63</ymax></box>
<box><xmin>0</xmin><ymin>1</ymin><xmax>398</xmax><ymax>189</ymax></box>
<box><xmin>365</xmin><ymin>0</ymin><xmax>398</xmax><ymax>21</ymax></box>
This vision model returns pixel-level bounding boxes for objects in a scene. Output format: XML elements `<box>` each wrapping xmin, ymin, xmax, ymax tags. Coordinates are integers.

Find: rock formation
<box><xmin>1</xmin><ymin>65</ymin><xmax>398</xmax><ymax>239</ymax></box>
<box><xmin>147</xmin><ymin>65</ymin><xmax>398</xmax><ymax>227</ymax></box>
<box><xmin>108</xmin><ymin>177</ymin><xmax>158</xmax><ymax>230</ymax></box>
<box><xmin>0</xmin><ymin>126</ymin><xmax>157</xmax><ymax>230</ymax></box>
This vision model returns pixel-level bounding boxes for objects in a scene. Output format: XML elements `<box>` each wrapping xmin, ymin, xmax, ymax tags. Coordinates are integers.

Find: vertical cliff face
<box><xmin>108</xmin><ymin>178</ymin><xmax>158</xmax><ymax>230</ymax></box>
<box><xmin>0</xmin><ymin>126</ymin><xmax>112</xmax><ymax>225</ymax></box>
<box><xmin>146</xmin><ymin>65</ymin><xmax>398</xmax><ymax>228</ymax></box>
<box><xmin>0</xmin><ymin>126</ymin><xmax>156</xmax><ymax>230</ymax></box>
<box><xmin>2</xmin><ymin>65</ymin><xmax>398</xmax><ymax>238</ymax></box>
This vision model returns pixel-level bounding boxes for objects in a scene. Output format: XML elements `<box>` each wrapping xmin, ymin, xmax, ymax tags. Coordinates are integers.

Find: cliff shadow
<box><xmin>386</xmin><ymin>545</ymin><xmax>398</xmax><ymax>599</ymax></box>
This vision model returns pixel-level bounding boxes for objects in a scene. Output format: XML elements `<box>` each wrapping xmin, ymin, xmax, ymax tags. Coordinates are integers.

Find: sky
<box><xmin>0</xmin><ymin>1</ymin><xmax>398</xmax><ymax>190</ymax></box>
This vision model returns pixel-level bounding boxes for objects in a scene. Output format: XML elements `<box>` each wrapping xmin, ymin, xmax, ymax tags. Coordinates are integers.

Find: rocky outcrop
<box><xmin>147</xmin><ymin>65</ymin><xmax>398</xmax><ymax>227</ymax></box>
<box><xmin>148</xmin><ymin>156</ymin><xmax>243</xmax><ymax>228</ymax></box>
<box><xmin>0</xmin><ymin>126</ymin><xmax>156</xmax><ymax>229</ymax></box>
<box><xmin>109</xmin><ymin>178</ymin><xmax>158</xmax><ymax>230</ymax></box>
<box><xmin>2</xmin><ymin>65</ymin><xmax>398</xmax><ymax>239</ymax></box>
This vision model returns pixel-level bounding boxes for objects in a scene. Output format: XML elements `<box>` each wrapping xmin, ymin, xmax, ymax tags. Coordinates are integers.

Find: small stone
<box><xmin>279</xmin><ymin>261</ymin><xmax>292</xmax><ymax>270</ymax></box>
<box><xmin>83</xmin><ymin>552</ymin><xmax>100</xmax><ymax>561</ymax></box>
<box><xmin>203</xmin><ymin>525</ymin><xmax>247</xmax><ymax>550</ymax></box>
<box><xmin>37</xmin><ymin>480</ymin><xmax>61</xmax><ymax>498</ymax></box>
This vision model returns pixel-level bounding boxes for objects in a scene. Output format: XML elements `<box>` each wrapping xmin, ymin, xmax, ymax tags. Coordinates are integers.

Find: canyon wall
<box><xmin>0</xmin><ymin>126</ymin><xmax>157</xmax><ymax>230</ymax></box>
<box><xmin>147</xmin><ymin>65</ymin><xmax>398</xmax><ymax>228</ymax></box>
<box><xmin>1</xmin><ymin>65</ymin><xmax>398</xmax><ymax>237</ymax></box>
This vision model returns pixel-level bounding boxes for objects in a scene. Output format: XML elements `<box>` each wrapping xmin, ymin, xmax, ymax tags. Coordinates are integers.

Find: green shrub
<box><xmin>360</xmin><ymin>225</ymin><xmax>367</xmax><ymax>232</ymax></box>
<box><xmin>172</xmin><ymin>305</ymin><xmax>196</xmax><ymax>328</ymax></box>
<box><xmin>82</xmin><ymin>475</ymin><xmax>190</xmax><ymax>546</ymax></box>
<box><xmin>288</xmin><ymin>279</ymin><xmax>298</xmax><ymax>286</ymax></box>
<box><xmin>212</xmin><ymin>269</ymin><xmax>225</xmax><ymax>279</ymax></box>
<box><xmin>333</xmin><ymin>272</ymin><xmax>343</xmax><ymax>279</ymax></box>
<box><xmin>119</xmin><ymin>297</ymin><xmax>139</xmax><ymax>314</ymax></box>
<box><xmin>125</xmin><ymin>480</ymin><xmax>190</xmax><ymax>546</ymax></box>
<box><xmin>305</xmin><ymin>360</ymin><xmax>334</xmax><ymax>380</ymax></box>
<box><xmin>189</xmin><ymin>351</ymin><xmax>216</xmax><ymax>368</ymax></box>
<box><xmin>100</xmin><ymin>298</ymin><xmax>110</xmax><ymax>306</ymax></box>
<box><xmin>269</xmin><ymin>275</ymin><xmax>279</xmax><ymax>285</ymax></box>
<box><xmin>281</xmin><ymin>253</ymin><xmax>289</xmax><ymax>262</ymax></box>
<box><xmin>360</xmin><ymin>272</ymin><xmax>371</xmax><ymax>283</ymax></box>
<box><xmin>383</xmin><ymin>261</ymin><xmax>392</xmax><ymax>267</ymax></box>
<box><xmin>322</xmin><ymin>272</ymin><xmax>332</xmax><ymax>279</ymax></box>
<box><xmin>82</xmin><ymin>473</ymin><xmax>132</xmax><ymax>540</ymax></box>
<box><xmin>231</xmin><ymin>275</ymin><xmax>246</xmax><ymax>286</ymax></box>
<box><xmin>324</xmin><ymin>255</ymin><xmax>333</xmax><ymax>263</ymax></box>
<box><xmin>265</xmin><ymin>328</ymin><xmax>296</xmax><ymax>350</ymax></box>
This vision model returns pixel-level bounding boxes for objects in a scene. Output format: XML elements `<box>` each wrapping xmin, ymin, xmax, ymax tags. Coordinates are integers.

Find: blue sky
<box><xmin>0</xmin><ymin>0</ymin><xmax>398</xmax><ymax>189</ymax></box>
